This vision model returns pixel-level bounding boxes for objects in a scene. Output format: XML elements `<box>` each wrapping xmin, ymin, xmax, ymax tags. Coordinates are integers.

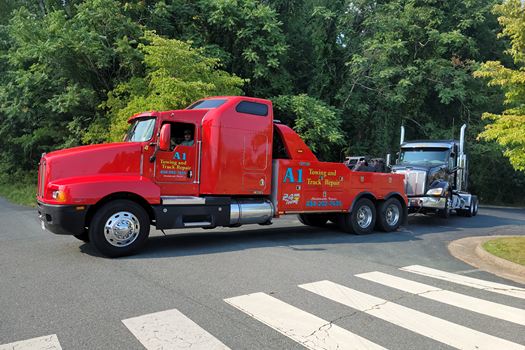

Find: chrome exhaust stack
<box><xmin>457</xmin><ymin>124</ymin><xmax>467</xmax><ymax>191</ymax></box>
<box><xmin>400</xmin><ymin>126</ymin><xmax>405</xmax><ymax>145</ymax></box>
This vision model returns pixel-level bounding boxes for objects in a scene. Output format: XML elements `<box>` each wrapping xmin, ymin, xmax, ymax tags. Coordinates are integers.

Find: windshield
<box><xmin>125</xmin><ymin>118</ymin><xmax>156</xmax><ymax>142</ymax></box>
<box><xmin>398</xmin><ymin>148</ymin><xmax>449</xmax><ymax>165</ymax></box>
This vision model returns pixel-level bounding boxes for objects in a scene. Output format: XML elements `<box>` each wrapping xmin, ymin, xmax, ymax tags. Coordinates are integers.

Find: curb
<box><xmin>474</xmin><ymin>243</ymin><xmax>525</xmax><ymax>276</ymax></box>
<box><xmin>448</xmin><ymin>235</ymin><xmax>525</xmax><ymax>285</ymax></box>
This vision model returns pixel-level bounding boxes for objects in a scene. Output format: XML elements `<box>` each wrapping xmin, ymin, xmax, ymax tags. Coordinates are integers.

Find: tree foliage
<box><xmin>102</xmin><ymin>31</ymin><xmax>244</xmax><ymax>141</ymax></box>
<box><xmin>1</xmin><ymin>0</ymin><xmax>525</xmax><ymax>204</ymax></box>
<box><xmin>475</xmin><ymin>0</ymin><xmax>525</xmax><ymax>171</ymax></box>
<box><xmin>0</xmin><ymin>0</ymin><xmax>142</xmax><ymax>171</ymax></box>
<box><xmin>273</xmin><ymin>94</ymin><xmax>344</xmax><ymax>159</ymax></box>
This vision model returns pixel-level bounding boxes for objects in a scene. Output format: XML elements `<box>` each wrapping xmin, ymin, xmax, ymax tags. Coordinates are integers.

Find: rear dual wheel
<box><xmin>338</xmin><ymin>198</ymin><xmax>376</xmax><ymax>235</ymax></box>
<box><xmin>458</xmin><ymin>195</ymin><xmax>478</xmax><ymax>217</ymax></box>
<box><xmin>376</xmin><ymin>198</ymin><xmax>403</xmax><ymax>232</ymax></box>
<box><xmin>338</xmin><ymin>197</ymin><xmax>403</xmax><ymax>234</ymax></box>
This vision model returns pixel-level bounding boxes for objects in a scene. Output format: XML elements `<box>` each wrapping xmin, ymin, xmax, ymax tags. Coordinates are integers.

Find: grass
<box><xmin>483</xmin><ymin>237</ymin><xmax>525</xmax><ymax>266</ymax></box>
<box><xmin>0</xmin><ymin>174</ymin><xmax>37</xmax><ymax>207</ymax></box>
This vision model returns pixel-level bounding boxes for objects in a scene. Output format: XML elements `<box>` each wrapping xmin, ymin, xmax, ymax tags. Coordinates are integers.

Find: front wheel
<box><xmin>376</xmin><ymin>198</ymin><xmax>402</xmax><ymax>232</ymax></box>
<box><xmin>338</xmin><ymin>198</ymin><xmax>376</xmax><ymax>235</ymax></box>
<box><xmin>88</xmin><ymin>200</ymin><xmax>150</xmax><ymax>258</ymax></box>
<box><xmin>438</xmin><ymin>195</ymin><xmax>451</xmax><ymax>219</ymax></box>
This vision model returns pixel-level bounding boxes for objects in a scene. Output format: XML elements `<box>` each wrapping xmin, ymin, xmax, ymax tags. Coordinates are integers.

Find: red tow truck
<box><xmin>37</xmin><ymin>96</ymin><xmax>407</xmax><ymax>257</ymax></box>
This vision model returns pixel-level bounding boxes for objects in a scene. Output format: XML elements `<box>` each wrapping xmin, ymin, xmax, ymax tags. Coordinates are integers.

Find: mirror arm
<box><xmin>149</xmin><ymin>135</ymin><xmax>160</xmax><ymax>163</ymax></box>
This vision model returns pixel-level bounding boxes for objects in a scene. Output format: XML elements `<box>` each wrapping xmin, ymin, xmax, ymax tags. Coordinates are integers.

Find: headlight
<box><xmin>52</xmin><ymin>190</ymin><xmax>66</xmax><ymax>202</ymax></box>
<box><xmin>426</xmin><ymin>187</ymin><xmax>444</xmax><ymax>196</ymax></box>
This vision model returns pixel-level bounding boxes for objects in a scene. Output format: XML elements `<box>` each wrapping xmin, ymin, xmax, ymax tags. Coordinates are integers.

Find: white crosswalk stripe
<box><xmin>225</xmin><ymin>292</ymin><xmax>387</xmax><ymax>350</ymax></box>
<box><xmin>3</xmin><ymin>266</ymin><xmax>523</xmax><ymax>350</ymax></box>
<box><xmin>299</xmin><ymin>280</ymin><xmax>525</xmax><ymax>350</ymax></box>
<box><xmin>122</xmin><ymin>308</ymin><xmax>230</xmax><ymax>350</ymax></box>
<box><xmin>400</xmin><ymin>265</ymin><xmax>525</xmax><ymax>299</ymax></box>
<box><xmin>0</xmin><ymin>334</ymin><xmax>62</xmax><ymax>350</ymax></box>
<box><xmin>356</xmin><ymin>271</ymin><xmax>525</xmax><ymax>326</ymax></box>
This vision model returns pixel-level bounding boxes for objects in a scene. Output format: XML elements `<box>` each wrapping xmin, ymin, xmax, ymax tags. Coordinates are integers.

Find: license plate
<box><xmin>41</xmin><ymin>220</ymin><xmax>46</xmax><ymax>231</ymax></box>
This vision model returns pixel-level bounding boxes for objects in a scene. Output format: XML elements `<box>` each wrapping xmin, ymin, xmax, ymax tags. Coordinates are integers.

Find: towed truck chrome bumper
<box><xmin>37</xmin><ymin>201</ymin><xmax>89</xmax><ymax>235</ymax></box>
<box><xmin>408</xmin><ymin>196</ymin><xmax>446</xmax><ymax>210</ymax></box>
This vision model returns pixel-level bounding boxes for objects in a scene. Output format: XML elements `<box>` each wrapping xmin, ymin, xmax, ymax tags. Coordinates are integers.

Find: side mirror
<box><xmin>159</xmin><ymin>124</ymin><xmax>171</xmax><ymax>151</ymax></box>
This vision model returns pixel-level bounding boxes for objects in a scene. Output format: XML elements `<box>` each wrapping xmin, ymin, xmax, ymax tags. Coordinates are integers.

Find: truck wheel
<box><xmin>465</xmin><ymin>196</ymin><xmax>479</xmax><ymax>217</ymax></box>
<box><xmin>438</xmin><ymin>196</ymin><xmax>451</xmax><ymax>219</ymax></box>
<box><xmin>376</xmin><ymin>198</ymin><xmax>402</xmax><ymax>232</ymax></box>
<box><xmin>298</xmin><ymin>214</ymin><xmax>328</xmax><ymax>227</ymax></box>
<box><xmin>338</xmin><ymin>198</ymin><xmax>376</xmax><ymax>235</ymax></box>
<box><xmin>88</xmin><ymin>200</ymin><xmax>150</xmax><ymax>258</ymax></box>
<box><xmin>472</xmin><ymin>196</ymin><xmax>479</xmax><ymax>216</ymax></box>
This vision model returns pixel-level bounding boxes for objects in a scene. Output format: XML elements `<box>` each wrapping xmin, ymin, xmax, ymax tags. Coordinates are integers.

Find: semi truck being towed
<box><xmin>392</xmin><ymin>125</ymin><xmax>479</xmax><ymax>218</ymax></box>
<box><xmin>37</xmin><ymin>96</ymin><xmax>408</xmax><ymax>257</ymax></box>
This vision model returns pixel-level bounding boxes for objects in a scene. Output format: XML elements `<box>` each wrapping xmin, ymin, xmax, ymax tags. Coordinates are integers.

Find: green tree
<box><xmin>474</xmin><ymin>0</ymin><xmax>525</xmax><ymax>171</ymax></box>
<box><xmin>0</xmin><ymin>0</ymin><xmax>142</xmax><ymax>172</ymax></box>
<box><xmin>273</xmin><ymin>94</ymin><xmax>344</xmax><ymax>160</ymax></box>
<box><xmin>103</xmin><ymin>31</ymin><xmax>245</xmax><ymax>141</ymax></box>
<box><xmin>337</xmin><ymin>0</ymin><xmax>501</xmax><ymax>155</ymax></box>
<box><xmin>121</xmin><ymin>0</ymin><xmax>288</xmax><ymax>96</ymax></box>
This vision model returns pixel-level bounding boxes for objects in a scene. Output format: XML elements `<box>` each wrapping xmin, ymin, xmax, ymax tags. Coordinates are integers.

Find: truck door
<box><xmin>155</xmin><ymin>122</ymin><xmax>199</xmax><ymax>195</ymax></box>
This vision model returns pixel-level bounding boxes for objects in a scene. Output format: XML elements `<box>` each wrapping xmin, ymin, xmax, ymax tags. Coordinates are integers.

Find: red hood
<box><xmin>43</xmin><ymin>142</ymin><xmax>143</xmax><ymax>184</ymax></box>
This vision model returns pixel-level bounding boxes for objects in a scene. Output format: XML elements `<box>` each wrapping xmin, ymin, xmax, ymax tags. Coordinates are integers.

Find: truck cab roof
<box><xmin>401</xmin><ymin>140</ymin><xmax>459</xmax><ymax>149</ymax></box>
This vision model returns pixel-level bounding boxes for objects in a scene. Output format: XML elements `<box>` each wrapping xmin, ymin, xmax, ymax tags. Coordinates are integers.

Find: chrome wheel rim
<box><xmin>385</xmin><ymin>204</ymin><xmax>400</xmax><ymax>226</ymax></box>
<box><xmin>356</xmin><ymin>206</ymin><xmax>373</xmax><ymax>228</ymax></box>
<box><xmin>104</xmin><ymin>211</ymin><xmax>140</xmax><ymax>247</ymax></box>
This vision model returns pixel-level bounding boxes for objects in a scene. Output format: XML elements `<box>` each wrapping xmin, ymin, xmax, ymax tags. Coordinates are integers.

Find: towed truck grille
<box><xmin>395</xmin><ymin>169</ymin><xmax>426</xmax><ymax>196</ymax></box>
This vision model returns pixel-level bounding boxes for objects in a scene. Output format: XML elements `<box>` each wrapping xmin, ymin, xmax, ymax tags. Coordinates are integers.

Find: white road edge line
<box><xmin>356</xmin><ymin>271</ymin><xmax>525</xmax><ymax>326</ymax></box>
<box><xmin>299</xmin><ymin>280</ymin><xmax>525</xmax><ymax>350</ymax></box>
<box><xmin>225</xmin><ymin>292</ymin><xmax>386</xmax><ymax>350</ymax></box>
<box><xmin>0</xmin><ymin>334</ymin><xmax>62</xmax><ymax>350</ymax></box>
<box><xmin>122</xmin><ymin>308</ymin><xmax>230</xmax><ymax>350</ymax></box>
<box><xmin>400</xmin><ymin>265</ymin><xmax>525</xmax><ymax>300</ymax></box>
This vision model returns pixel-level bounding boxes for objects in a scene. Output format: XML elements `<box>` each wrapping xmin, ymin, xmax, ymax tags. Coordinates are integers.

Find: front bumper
<box><xmin>37</xmin><ymin>201</ymin><xmax>89</xmax><ymax>235</ymax></box>
<box><xmin>408</xmin><ymin>196</ymin><xmax>446</xmax><ymax>210</ymax></box>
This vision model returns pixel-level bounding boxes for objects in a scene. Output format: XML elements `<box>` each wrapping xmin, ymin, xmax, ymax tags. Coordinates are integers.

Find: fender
<box><xmin>349</xmin><ymin>191</ymin><xmax>376</xmax><ymax>212</ymax></box>
<box><xmin>427</xmin><ymin>179</ymin><xmax>450</xmax><ymax>196</ymax></box>
<box><xmin>48</xmin><ymin>175</ymin><xmax>161</xmax><ymax>205</ymax></box>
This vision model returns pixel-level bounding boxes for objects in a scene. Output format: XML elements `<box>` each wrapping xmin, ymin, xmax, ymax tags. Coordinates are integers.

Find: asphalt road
<box><xmin>0</xmin><ymin>197</ymin><xmax>524</xmax><ymax>350</ymax></box>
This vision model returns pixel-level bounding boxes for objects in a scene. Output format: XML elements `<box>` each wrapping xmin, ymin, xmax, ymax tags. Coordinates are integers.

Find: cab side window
<box><xmin>164</xmin><ymin>122</ymin><xmax>195</xmax><ymax>150</ymax></box>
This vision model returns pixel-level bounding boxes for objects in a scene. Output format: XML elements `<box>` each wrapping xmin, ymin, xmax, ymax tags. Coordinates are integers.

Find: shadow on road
<box><xmin>78</xmin><ymin>207</ymin><xmax>525</xmax><ymax>259</ymax></box>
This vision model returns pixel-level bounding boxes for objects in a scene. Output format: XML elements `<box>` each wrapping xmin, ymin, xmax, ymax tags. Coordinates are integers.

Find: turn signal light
<box><xmin>52</xmin><ymin>190</ymin><xmax>66</xmax><ymax>202</ymax></box>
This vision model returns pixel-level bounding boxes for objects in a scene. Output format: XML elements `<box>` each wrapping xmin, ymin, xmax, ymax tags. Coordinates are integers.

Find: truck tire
<box><xmin>376</xmin><ymin>198</ymin><xmax>402</xmax><ymax>232</ymax></box>
<box><xmin>88</xmin><ymin>200</ymin><xmax>150</xmax><ymax>258</ymax></box>
<box><xmin>464</xmin><ymin>195</ymin><xmax>479</xmax><ymax>217</ymax></box>
<box><xmin>298</xmin><ymin>214</ymin><xmax>328</xmax><ymax>227</ymax></box>
<box><xmin>338</xmin><ymin>198</ymin><xmax>376</xmax><ymax>235</ymax></box>
<box><xmin>472</xmin><ymin>196</ymin><xmax>479</xmax><ymax>216</ymax></box>
<box><xmin>438</xmin><ymin>195</ymin><xmax>451</xmax><ymax>219</ymax></box>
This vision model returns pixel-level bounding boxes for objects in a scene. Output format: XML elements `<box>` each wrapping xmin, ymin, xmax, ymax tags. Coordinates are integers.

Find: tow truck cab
<box><xmin>37</xmin><ymin>96</ymin><xmax>407</xmax><ymax>257</ymax></box>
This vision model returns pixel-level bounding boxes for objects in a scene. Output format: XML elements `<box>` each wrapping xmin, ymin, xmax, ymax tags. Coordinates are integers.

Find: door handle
<box><xmin>187</xmin><ymin>170</ymin><xmax>192</xmax><ymax>178</ymax></box>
